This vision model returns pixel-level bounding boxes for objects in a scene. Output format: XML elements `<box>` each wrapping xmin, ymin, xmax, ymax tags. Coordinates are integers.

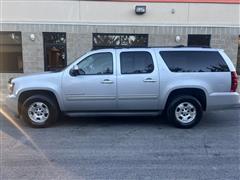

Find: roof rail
<box><xmin>149</xmin><ymin>45</ymin><xmax>211</xmax><ymax>48</ymax></box>
<box><xmin>91</xmin><ymin>45</ymin><xmax>211</xmax><ymax>50</ymax></box>
<box><xmin>147</xmin><ymin>45</ymin><xmax>185</xmax><ymax>48</ymax></box>
<box><xmin>186</xmin><ymin>45</ymin><xmax>211</xmax><ymax>48</ymax></box>
<box><xmin>91</xmin><ymin>46</ymin><xmax>148</xmax><ymax>50</ymax></box>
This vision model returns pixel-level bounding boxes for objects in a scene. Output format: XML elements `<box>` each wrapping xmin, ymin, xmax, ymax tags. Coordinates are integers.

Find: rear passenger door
<box><xmin>116</xmin><ymin>49</ymin><xmax>160</xmax><ymax>110</ymax></box>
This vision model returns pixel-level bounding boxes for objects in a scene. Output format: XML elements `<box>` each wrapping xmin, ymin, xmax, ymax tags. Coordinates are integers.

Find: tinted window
<box><xmin>188</xmin><ymin>34</ymin><xmax>211</xmax><ymax>47</ymax></box>
<box><xmin>237</xmin><ymin>35</ymin><xmax>240</xmax><ymax>75</ymax></box>
<box><xmin>160</xmin><ymin>51</ymin><xmax>229</xmax><ymax>72</ymax></box>
<box><xmin>43</xmin><ymin>32</ymin><xmax>67</xmax><ymax>71</ymax></box>
<box><xmin>120</xmin><ymin>52</ymin><xmax>154</xmax><ymax>74</ymax></box>
<box><xmin>77</xmin><ymin>53</ymin><xmax>113</xmax><ymax>75</ymax></box>
<box><xmin>0</xmin><ymin>32</ymin><xmax>23</xmax><ymax>73</ymax></box>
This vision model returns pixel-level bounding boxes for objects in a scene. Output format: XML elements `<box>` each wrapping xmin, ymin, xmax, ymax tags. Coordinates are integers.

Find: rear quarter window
<box><xmin>159</xmin><ymin>51</ymin><xmax>229</xmax><ymax>72</ymax></box>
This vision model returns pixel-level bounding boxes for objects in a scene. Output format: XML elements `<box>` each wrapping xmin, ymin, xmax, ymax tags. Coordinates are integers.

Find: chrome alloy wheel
<box><xmin>28</xmin><ymin>102</ymin><xmax>49</xmax><ymax>123</ymax></box>
<box><xmin>175</xmin><ymin>102</ymin><xmax>196</xmax><ymax>123</ymax></box>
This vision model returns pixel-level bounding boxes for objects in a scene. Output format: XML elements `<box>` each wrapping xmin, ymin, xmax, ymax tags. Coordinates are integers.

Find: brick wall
<box><xmin>0</xmin><ymin>23</ymin><xmax>239</xmax><ymax>103</ymax></box>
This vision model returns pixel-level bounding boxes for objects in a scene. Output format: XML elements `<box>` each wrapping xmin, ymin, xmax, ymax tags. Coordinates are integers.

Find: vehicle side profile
<box><xmin>6</xmin><ymin>47</ymin><xmax>240</xmax><ymax>128</ymax></box>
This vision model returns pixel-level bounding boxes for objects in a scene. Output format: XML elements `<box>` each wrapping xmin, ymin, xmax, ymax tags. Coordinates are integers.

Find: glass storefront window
<box><xmin>92</xmin><ymin>33</ymin><xmax>148</xmax><ymax>49</ymax></box>
<box><xmin>188</xmin><ymin>34</ymin><xmax>211</xmax><ymax>47</ymax></box>
<box><xmin>237</xmin><ymin>35</ymin><xmax>240</xmax><ymax>75</ymax></box>
<box><xmin>0</xmin><ymin>32</ymin><xmax>23</xmax><ymax>73</ymax></box>
<box><xmin>43</xmin><ymin>32</ymin><xmax>67</xmax><ymax>71</ymax></box>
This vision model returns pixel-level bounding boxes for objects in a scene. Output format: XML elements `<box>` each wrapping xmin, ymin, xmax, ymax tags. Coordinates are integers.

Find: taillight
<box><xmin>231</xmin><ymin>72</ymin><xmax>238</xmax><ymax>92</ymax></box>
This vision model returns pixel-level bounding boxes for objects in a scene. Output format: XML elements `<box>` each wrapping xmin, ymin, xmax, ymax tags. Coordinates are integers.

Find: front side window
<box><xmin>160</xmin><ymin>51</ymin><xmax>229</xmax><ymax>73</ymax></box>
<box><xmin>0</xmin><ymin>32</ymin><xmax>23</xmax><ymax>73</ymax></box>
<box><xmin>77</xmin><ymin>53</ymin><xmax>113</xmax><ymax>75</ymax></box>
<box><xmin>120</xmin><ymin>51</ymin><xmax>154</xmax><ymax>74</ymax></box>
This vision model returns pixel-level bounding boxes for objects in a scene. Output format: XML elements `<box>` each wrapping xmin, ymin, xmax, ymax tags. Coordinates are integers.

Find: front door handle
<box><xmin>143</xmin><ymin>78</ymin><xmax>157</xmax><ymax>83</ymax></box>
<box><xmin>101</xmin><ymin>79</ymin><xmax>113</xmax><ymax>84</ymax></box>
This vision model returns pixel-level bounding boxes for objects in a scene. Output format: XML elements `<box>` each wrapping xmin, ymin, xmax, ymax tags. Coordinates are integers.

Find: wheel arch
<box><xmin>18</xmin><ymin>89</ymin><xmax>62</xmax><ymax>115</ymax></box>
<box><xmin>164</xmin><ymin>88</ymin><xmax>207</xmax><ymax>111</ymax></box>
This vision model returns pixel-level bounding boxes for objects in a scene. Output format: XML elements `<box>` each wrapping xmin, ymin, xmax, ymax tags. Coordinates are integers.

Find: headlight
<box><xmin>8</xmin><ymin>78</ymin><xmax>15</xmax><ymax>94</ymax></box>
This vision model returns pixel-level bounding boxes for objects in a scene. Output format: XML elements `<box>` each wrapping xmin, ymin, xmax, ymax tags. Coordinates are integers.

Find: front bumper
<box><xmin>5</xmin><ymin>94</ymin><xmax>18</xmax><ymax>115</ymax></box>
<box><xmin>207</xmin><ymin>92</ymin><xmax>240</xmax><ymax>110</ymax></box>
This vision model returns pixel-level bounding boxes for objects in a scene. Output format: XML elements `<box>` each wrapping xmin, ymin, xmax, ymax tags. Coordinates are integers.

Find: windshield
<box><xmin>61</xmin><ymin>52</ymin><xmax>88</xmax><ymax>71</ymax></box>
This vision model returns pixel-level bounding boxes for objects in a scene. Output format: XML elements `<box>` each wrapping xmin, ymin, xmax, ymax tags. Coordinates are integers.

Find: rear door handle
<box><xmin>101</xmin><ymin>79</ymin><xmax>113</xmax><ymax>84</ymax></box>
<box><xmin>143</xmin><ymin>78</ymin><xmax>157</xmax><ymax>83</ymax></box>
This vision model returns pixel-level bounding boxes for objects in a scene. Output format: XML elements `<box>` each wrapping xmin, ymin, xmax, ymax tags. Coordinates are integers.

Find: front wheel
<box><xmin>21</xmin><ymin>95</ymin><xmax>59</xmax><ymax>128</ymax></box>
<box><xmin>167</xmin><ymin>95</ymin><xmax>203</xmax><ymax>128</ymax></box>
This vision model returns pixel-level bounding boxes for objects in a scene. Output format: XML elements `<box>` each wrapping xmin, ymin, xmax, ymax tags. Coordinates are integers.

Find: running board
<box><xmin>65</xmin><ymin>111</ymin><xmax>161</xmax><ymax>117</ymax></box>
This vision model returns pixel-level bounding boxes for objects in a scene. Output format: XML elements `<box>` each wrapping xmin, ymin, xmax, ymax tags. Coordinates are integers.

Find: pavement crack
<box><xmin>203</xmin><ymin>135</ymin><xmax>211</xmax><ymax>158</ymax></box>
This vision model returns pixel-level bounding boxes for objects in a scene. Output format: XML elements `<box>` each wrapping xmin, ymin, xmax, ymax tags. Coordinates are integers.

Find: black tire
<box><xmin>21</xmin><ymin>95</ymin><xmax>59</xmax><ymax>128</ymax></box>
<box><xmin>167</xmin><ymin>95</ymin><xmax>203</xmax><ymax>128</ymax></box>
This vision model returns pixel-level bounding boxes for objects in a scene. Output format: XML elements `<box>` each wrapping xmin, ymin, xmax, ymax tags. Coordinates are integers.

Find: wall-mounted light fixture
<box><xmin>175</xmin><ymin>35</ymin><xmax>181</xmax><ymax>43</ymax></box>
<box><xmin>11</xmin><ymin>33</ymin><xmax>15</xmax><ymax>40</ymax></box>
<box><xmin>171</xmin><ymin>9</ymin><xmax>176</xmax><ymax>14</ymax></box>
<box><xmin>135</xmin><ymin>5</ymin><xmax>146</xmax><ymax>15</ymax></box>
<box><xmin>30</xmin><ymin>34</ymin><xmax>35</xmax><ymax>41</ymax></box>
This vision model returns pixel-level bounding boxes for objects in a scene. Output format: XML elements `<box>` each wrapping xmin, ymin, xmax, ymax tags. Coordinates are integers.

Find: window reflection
<box><xmin>120</xmin><ymin>51</ymin><xmax>154</xmax><ymax>74</ymax></box>
<box><xmin>160</xmin><ymin>51</ymin><xmax>229</xmax><ymax>73</ymax></box>
<box><xmin>0</xmin><ymin>32</ymin><xmax>23</xmax><ymax>73</ymax></box>
<box><xmin>93</xmin><ymin>33</ymin><xmax>148</xmax><ymax>49</ymax></box>
<box><xmin>43</xmin><ymin>32</ymin><xmax>67</xmax><ymax>71</ymax></box>
<box><xmin>77</xmin><ymin>53</ymin><xmax>113</xmax><ymax>75</ymax></box>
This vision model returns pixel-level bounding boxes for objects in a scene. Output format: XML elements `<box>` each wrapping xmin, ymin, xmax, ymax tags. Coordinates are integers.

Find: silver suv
<box><xmin>6</xmin><ymin>47</ymin><xmax>240</xmax><ymax>128</ymax></box>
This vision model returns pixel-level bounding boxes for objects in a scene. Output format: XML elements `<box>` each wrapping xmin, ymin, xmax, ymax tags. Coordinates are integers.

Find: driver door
<box><xmin>62</xmin><ymin>50</ymin><xmax>117</xmax><ymax>111</ymax></box>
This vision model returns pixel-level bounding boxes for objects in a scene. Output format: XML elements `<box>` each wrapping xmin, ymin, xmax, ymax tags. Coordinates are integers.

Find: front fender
<box><xmin>16</xmin><ymin>87</ymin><xmax>64</xmax><ymax>111</ymax></box>
<box><xmin>12</xmin><ymin>72</ymin><xmax>64</xmax><ymax>111</ymax></box>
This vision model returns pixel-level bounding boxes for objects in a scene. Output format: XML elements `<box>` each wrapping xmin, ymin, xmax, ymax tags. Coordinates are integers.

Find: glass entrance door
<box><xmin>43</xmin><ymin>32</ymin><xmax>67</xmax><ymax>71</ymax></box>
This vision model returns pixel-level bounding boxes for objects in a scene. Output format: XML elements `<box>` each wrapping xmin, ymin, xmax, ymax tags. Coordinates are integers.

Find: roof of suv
<box><xmin>92</xmin><ymin>46</ymin><xmax>223</xmax><ymax>52</ymax></box>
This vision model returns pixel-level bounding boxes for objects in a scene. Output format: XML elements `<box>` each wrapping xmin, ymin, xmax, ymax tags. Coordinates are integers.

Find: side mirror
<box><xmin>73</xmin><ymin>65</ymin><xmax>79</xmax><ymax>71</ymax></box>
<box><xmin>70</xmin><ymin>65</ymin><xmax>85</xmax><ymax>76</ymax></box>
<box><xmin>70</xmin><ymin>65</ymin><xmax>80</xmax><ymax>76</ymax></box>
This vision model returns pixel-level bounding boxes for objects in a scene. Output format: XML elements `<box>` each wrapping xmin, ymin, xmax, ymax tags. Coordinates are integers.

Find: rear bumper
<box><xmin>207</xmin><ymin>92</ymin><xmax>240</xmax><ymax>110</ymax></box>
<box><xmin>5</xmin><ymin>94</ymin><xmax>18</xmax><ymax>115</ymax></box>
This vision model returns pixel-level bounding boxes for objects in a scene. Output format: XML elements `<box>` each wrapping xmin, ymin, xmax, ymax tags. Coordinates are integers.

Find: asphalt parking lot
<box><xmin>0</xmin><ymin>108</ymin><xmax>239</xmax><ymax>180</ymax></box>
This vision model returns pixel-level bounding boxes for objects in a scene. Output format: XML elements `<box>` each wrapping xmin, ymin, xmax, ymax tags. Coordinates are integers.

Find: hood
<box><xmin>11</xmin><ymin>71</ymin><xmax>62</xmax><ymax>83</ymax></box>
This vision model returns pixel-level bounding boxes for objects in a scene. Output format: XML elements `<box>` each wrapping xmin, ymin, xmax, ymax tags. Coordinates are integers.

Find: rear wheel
<box><xmin>21</xmin><ymin>95</ymin><xmax>59</xmax><ymax>128</ymax></box>
<box><xmin>167</xmin><ymin>95</ymin><xmax>203</xmax><ymax>128</ymax></box>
